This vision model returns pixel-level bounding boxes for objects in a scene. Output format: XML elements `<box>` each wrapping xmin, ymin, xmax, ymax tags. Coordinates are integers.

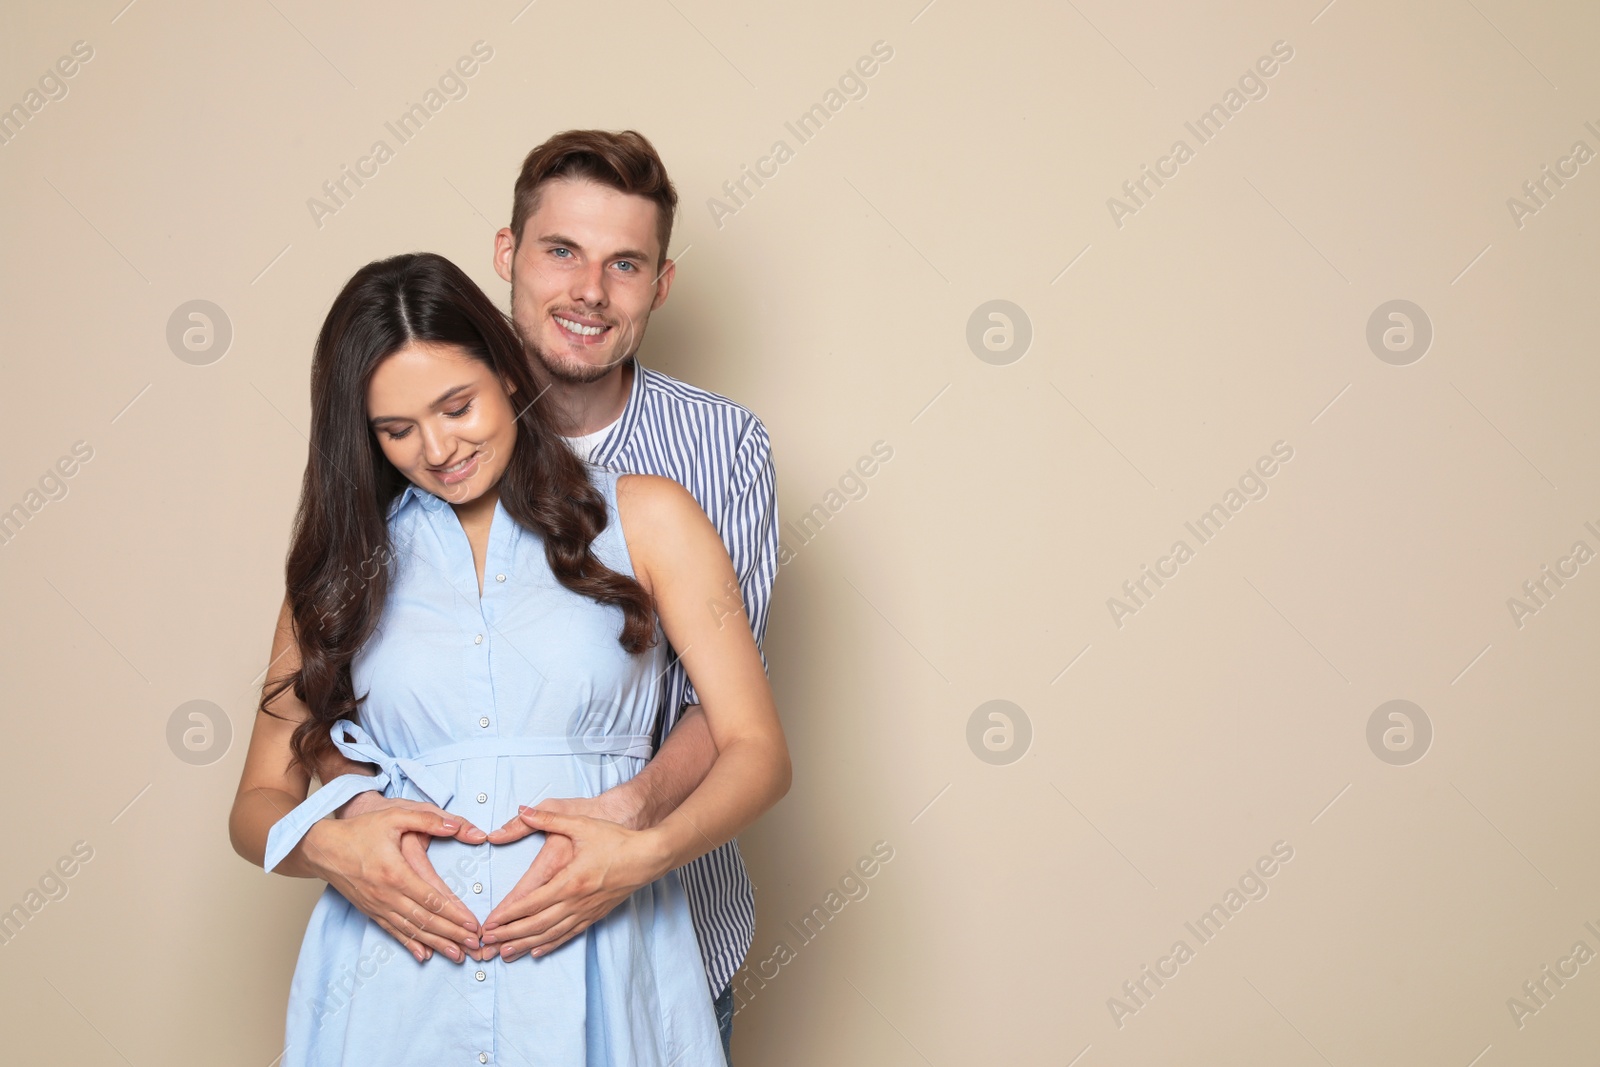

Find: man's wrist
<box><xmin>597</xmin><ymin>780</ymin><xmax>652</xmax><ymax>832</ymax></box>
<box><xmin>334</xmin><ymin>788</ymin><xmax>385</xmax><ymax>819</ymax></box>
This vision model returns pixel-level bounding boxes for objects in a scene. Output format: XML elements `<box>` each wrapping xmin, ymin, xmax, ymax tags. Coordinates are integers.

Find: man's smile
<box><xmin>553</xmin><ymin>312</ymin><xmax>612</xmax><ymax>344</ymax></box>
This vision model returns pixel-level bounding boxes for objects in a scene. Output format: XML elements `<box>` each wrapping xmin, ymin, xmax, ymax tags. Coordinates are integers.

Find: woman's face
<box><xmin>366</xmin><ymin>341</ymin><xmax>518</xmax><ymax>505</ymax></box>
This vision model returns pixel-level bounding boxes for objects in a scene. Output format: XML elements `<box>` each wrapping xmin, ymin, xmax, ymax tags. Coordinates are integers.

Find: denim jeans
<box><xmin>712</xmin><ymin>980</ymin><xmax>734</xmax><ymax>1064</ymax></box>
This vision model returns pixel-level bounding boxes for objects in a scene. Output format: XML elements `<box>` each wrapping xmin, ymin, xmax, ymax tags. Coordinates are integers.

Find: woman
<box><xmin>229</xmin><ymin>252</ymin><xmax>790</xmax><ymax>1065</ymax></box>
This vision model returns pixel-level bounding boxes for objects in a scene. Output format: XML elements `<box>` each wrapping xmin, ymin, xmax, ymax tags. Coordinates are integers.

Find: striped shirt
<box><xmin>584</xmin><ymin>359</ymin><xmax>778</xmax><ymax>999</ymax></box>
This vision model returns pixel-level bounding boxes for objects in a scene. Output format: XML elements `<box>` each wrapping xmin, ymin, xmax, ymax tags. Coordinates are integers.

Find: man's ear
<box><xmin>493</xmin><ymin>227</ymin><xmax>517</xmax><ymax>284</ymax></box>
<box><xmin>652</xmin><ymin>257</ymin><xmax>676</xmax><ymax>310</ymax></box>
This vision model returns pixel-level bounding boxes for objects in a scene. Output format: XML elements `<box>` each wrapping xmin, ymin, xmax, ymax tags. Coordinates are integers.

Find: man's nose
<box><xmin>570</xmin><ymin>259</ymin><xmax>607</xmax><ymax>307</ymax></box>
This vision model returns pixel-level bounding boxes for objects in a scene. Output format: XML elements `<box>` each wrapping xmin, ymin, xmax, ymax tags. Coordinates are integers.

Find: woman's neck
<box><xmin>451</xmin><ymin>484</ymin><xmax>499</xmax><ymax>534</ymax></box>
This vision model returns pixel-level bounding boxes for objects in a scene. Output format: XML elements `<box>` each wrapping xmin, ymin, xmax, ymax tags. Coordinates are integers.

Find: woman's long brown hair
<box><xmin>261</xmin><ymin>251</ymin><xmax>656</xmax><ymax>775</ymax></box>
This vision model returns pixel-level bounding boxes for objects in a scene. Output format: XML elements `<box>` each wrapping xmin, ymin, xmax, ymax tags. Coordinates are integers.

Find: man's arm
<box><xmin>314</xmin><ymin>747</ymin><xmax>385</xmax><ymax>817</ymax></box>
<box><xmin>605</xmin><ymin>703</ymin><xmax>718</xmax><ymax>830</ymax></box>
<box><xmin>679</xmin><ymin>417</ymin><xmax>780</xmax><ymax>715</ymax></box>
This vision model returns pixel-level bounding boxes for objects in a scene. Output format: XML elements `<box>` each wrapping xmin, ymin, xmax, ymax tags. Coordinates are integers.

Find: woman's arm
<box><xmin>616</xmin><ymin>473</ymin><xmax>792</xmax><ymax>871</ymax></box>
<box><xmin>228</xmin><ymin>595</ymin><xmax>487</xmax><ymax>962</ymax></box>
<box><xmin>479</xmin><ymin>474</ymin><xmax>790</xmax><ymax>959</ymax></box>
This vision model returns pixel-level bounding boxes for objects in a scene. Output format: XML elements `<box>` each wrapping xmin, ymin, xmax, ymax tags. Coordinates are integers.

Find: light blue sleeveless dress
<box><xmin>263</xmin><ymin>466</ymin><xmax>725</xmax><ymax>1066</ymax></box>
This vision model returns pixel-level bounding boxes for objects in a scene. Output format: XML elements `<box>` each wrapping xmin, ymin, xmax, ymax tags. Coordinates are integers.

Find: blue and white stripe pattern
<box><xmin>588</xmin><ymin>361</ymin><xmax>779</xmax><ymax>999</ymax></box>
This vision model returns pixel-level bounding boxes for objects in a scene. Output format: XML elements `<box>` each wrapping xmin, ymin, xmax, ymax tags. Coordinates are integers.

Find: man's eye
<box><xmin>615</xmin><ymin>261</ymin><xmax>635</xmax><ymax>272</ymax></box>
<box><xmin>552</xmin><ymin>248</ymin><xmax>572</xmax><ymax>258</ymax></box>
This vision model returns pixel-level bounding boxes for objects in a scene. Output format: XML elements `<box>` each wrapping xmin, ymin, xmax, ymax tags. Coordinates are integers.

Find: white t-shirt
<box><xmin>560</xmin><ymin>414</ymin><xmax>621</xmax><ymax>463</ymax></box>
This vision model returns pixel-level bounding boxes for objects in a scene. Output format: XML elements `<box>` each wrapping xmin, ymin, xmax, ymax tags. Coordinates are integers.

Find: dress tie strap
<box><xmin>262</xmin><ymin>718</ymin><xmax>655</xmax><ymax>873</ymax></box>
<box><xmin>327</xmin><ymin>719</ymin><xmax>459</xmax><ymax>808</ymax></box>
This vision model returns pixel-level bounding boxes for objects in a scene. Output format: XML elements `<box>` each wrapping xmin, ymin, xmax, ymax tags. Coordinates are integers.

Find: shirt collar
<box><xmin>388</xmin><ymin>480</ymin><xmax>448</xmax><ymax>520</ymax></box>
<box><xmin>590</xmin><ymin>359</ymin><xmax>647</xmax><ymax>466</ymax></box>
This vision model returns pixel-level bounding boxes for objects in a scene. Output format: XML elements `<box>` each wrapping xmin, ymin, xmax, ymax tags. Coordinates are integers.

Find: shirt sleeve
<box><xmin>680</xmin><ymin>416</ymin><xmax>778</xmax><ymax>711</ymax></box>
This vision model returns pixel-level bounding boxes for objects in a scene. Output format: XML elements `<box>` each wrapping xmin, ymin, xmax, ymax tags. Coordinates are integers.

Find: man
<box><xmin>308</xmin><ymin>129</ymin><xmax>778</xmax><ymax>1062</ymax></box>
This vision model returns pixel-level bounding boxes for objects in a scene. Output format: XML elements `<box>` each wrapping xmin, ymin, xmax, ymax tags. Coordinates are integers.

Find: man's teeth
<box><xmin>555</xmin><ymin>315</ymin><xmax>607</xmax><ymax>337</ymax></box>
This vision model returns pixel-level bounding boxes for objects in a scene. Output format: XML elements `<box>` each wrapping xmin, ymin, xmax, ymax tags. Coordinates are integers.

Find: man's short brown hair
<box><xmin>509</xmin><ymin>129</ymin><xmax>678</xmax><ymax>266</ymax></box>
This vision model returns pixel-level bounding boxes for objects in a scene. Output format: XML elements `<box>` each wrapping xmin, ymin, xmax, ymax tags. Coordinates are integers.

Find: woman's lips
<box><xmin>432</xmin><ymin>451</ymin><xmax>479</xmax><ymax>485</ymax></box>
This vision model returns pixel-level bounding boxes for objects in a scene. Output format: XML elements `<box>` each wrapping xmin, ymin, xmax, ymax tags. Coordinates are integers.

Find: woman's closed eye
<box><xmin>382</xmin><ymin>402</ymin><xmax>474</xmax><ymax>440</ymax></box>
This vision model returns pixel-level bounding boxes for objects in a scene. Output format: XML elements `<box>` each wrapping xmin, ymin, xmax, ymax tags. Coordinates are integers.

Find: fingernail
<box><xmin>441</xmin><ymin>822</ymin><xmax>458</xmax><ymax>831</ymax></box>
<box><xmin>483</xmin><ymin>934</ymin><xmax>496</xmax><ymax>944</ymax></box>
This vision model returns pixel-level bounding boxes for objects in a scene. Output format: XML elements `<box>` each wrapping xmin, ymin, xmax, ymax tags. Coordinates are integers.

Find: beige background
<box><xmin>2</xmin><ymin>0</ymin><xmax>1598</xmax><ymax>1063</ymax></box>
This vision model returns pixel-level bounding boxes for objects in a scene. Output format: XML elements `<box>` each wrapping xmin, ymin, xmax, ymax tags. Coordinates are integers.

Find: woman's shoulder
<box><xmin>612</xmin><ymin>471</ymin><xmax>704</xmax><ymax>525</ymax></box>
<box><xmin>612</xmin><ymin>469</ymin><xmax>682</xmax><ymax>501</ymax></box>
<box><xmin>611</xmin><ymin>471</ymin><xmax>714</xmax><ymax>577</ymax></box>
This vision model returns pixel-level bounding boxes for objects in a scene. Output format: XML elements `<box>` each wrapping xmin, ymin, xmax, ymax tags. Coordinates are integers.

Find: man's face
<box><xmin>494</xmin><ymin>177</ymin><xmax>674</xmax><ymax>385</ymax></box>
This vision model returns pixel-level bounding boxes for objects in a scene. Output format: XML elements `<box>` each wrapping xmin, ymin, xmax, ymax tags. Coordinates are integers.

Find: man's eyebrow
<box><xmin>537</xmin><ymin>233</ymin><xmax>653</xmax><ymax>263</ymax></box>
<box><xmin>368</xmin><ymin>383</ymin><xmax>474</xmax><ymax>425</ymax></box>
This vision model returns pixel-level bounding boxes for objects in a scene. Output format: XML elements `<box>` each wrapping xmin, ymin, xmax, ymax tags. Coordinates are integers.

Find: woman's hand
<box><xmin>477</xmin><ymin>800</ymin><xmax>666</xmax><ymax>961</ymax></box>
<box><xmin>298</xmin><ymin>798</ymin><xmax>488</xmax><ymax>964</ymax></box>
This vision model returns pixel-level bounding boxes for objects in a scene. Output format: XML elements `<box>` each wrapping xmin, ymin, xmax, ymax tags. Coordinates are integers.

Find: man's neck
<box><xmin>539</xmin><ymin>360</ymin><xmax>634</xmax><ymax>437</ymax></box>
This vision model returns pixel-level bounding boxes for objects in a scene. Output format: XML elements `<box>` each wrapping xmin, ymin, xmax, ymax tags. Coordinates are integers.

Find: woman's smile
<box><xmin>430</xmin><ymin>450</ymin><xmax>480</xmax><ymax>485</ymax></box>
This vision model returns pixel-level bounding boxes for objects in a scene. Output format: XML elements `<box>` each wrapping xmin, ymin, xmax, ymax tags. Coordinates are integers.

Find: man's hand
<box><xmin>478</xmin><ymin>797</ymin><xmax>664</xmax><ymax>961</ymax></box>
<box><xmin>300</xmin><ymin>796</ymin><xmax>489</xmax><ymax>964</ymax></box>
